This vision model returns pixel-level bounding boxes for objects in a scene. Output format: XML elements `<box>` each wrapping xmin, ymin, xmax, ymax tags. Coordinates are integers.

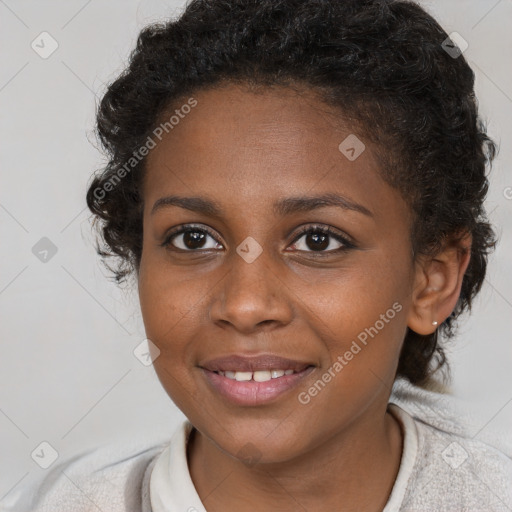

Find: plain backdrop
<box><xmin>1</xmin><ymin>0</ymin><xmax>511</xmax><ymax>500</ymax></box>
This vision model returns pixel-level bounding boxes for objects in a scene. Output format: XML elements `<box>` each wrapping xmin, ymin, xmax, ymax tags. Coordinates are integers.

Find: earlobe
<box><xmin>407</xmin><ymin>232</ymin><xmax>472</xmax><ymax>336</ymax></box>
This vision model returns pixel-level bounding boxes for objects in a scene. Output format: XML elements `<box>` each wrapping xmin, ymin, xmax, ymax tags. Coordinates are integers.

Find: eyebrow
<box><xmin>150</xmin><ymin>193</ymin><xmax>373</xmax><ymax>218</ymax></box>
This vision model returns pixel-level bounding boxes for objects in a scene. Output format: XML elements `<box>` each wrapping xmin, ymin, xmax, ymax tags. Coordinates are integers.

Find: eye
<box><xmin>288</xmin><ymin>225</ymin><xmax>354</xmax><ymax>253</ymax></box>
<box><xmin>161</xmin><ymin>223</ymin><xmax>355</xmax><ymax>254</ymax></box>
<box><xmin>162</xmin><ymin>224</ymin><xmax>223</xmax><ymax>251</ymax></box>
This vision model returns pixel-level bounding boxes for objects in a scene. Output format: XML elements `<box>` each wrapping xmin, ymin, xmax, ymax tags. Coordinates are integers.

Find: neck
<box><xmin>187</xmin><ymin>400</ymin><xmax>403</xmax><ymax>512</ymax></box>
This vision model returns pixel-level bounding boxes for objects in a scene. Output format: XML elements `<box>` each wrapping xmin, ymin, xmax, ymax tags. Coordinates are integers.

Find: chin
<box><xmin>201</xmin><ymin>420</ymin><xmax>314</xmax><ymax>466</ymax></box>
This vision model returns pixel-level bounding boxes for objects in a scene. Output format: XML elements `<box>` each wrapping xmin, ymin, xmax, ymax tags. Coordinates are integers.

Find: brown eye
<box><xmin>163</xmin><ymin>225</ymin><xmax>223</xmax><ymax>251</ymax></box>
<box><xmin>289</xmin><ymin>226</ymin><xmax>354</xmax><ymax>253</ymax></box>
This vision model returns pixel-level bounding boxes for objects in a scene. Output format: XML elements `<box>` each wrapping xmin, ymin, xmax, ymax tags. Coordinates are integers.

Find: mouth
<box><xmin>199</xmin><ymin>354</ymin><xmax>315</xmax><ymax>406</ymax></box>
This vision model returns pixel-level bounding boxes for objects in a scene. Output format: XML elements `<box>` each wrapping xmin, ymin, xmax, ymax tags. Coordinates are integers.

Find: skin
<box><xmin>137</xmin><ymin>82</ymin><xmax>471</xmax><ymax>511</ymax></box>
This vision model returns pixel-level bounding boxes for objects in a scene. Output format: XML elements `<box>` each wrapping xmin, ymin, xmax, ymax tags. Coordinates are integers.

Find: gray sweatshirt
<box><xmin>2</xmin><ymin>378</ymin><xmax>511</xmax><ymax>511</ymax></box>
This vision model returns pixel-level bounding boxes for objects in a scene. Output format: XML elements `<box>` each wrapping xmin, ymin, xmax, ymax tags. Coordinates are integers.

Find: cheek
<box><xmin>138</xmin><ymin>254</ymin><xmax>204</xmax><ymax>354</ymax></box>
<box><xmin>306</xmin><ymin>261</ymin><xmax>406</xmax><ymax>327</ymax></box>
<box><xmin>299</xmin><ymin>260</ymin><xmax>409</xmax><ymax>374</ymax></box>
<box><xmin>138</xmin><ymin>260</ymin><xmax>206</xmax><ymax>409</ymax></box>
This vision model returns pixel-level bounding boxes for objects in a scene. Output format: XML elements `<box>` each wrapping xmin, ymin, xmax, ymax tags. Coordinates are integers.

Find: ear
<box><xmin>407</xmin><ymin>231</ymin><xmax>472</xmax><ymax>335</ymax></box>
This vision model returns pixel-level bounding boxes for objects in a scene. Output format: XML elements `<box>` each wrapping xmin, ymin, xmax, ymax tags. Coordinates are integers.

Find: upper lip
<box><xmin>200</xmin><ymin>354</ymin><xmax>313</xmax><ymax>373</ymax></box>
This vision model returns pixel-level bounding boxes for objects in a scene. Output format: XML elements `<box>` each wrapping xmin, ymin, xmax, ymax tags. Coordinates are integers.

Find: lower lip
<box><xmin>201</xmin><ymin>367</ymin><xmax>315</xmax><ymax>406</ymax></box>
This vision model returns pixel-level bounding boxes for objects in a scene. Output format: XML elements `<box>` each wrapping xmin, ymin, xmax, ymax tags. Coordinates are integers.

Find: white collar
<box><xmin>149</xmin><ymin>420</ymin><xmax>207</xmax><ymax>512</ymax></box>
<box><xmin>382</xmin><ymin>403</ymin><xmax>419</xmax><ymax>511</ymax></box>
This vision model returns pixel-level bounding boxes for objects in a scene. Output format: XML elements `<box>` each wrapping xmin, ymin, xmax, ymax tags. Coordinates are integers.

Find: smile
<box><xmin>200</xmin><ymin>354</ymin><xmax>315</xmax><ymax>406</ymax></box>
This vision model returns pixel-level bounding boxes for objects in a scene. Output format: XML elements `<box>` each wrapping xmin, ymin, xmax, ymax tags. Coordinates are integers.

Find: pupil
<box><xmin>184</xmin><ymin>230</ymin><xmax>206</xmax><ymax>249</ymax></box>
<box><xmin>306</xmin><ymin>232</ymin><xmax>329</xmax><ymax>251</ymax></box>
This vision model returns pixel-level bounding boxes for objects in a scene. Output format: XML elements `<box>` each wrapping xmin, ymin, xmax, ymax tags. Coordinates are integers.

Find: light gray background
<box><xmin>1</xmin><ymin>0</ymin><xmax>511</xmax><ymax>500</ymax></box>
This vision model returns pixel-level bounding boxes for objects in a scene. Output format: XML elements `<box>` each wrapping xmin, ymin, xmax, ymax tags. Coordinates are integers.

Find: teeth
<box><xmin>253</xmin><ymin>370</ymin><xmax>272</xmax><ymax>382</ymax></box>
<box><xmin>234</xmin><ymin>371</ymin><xmax>252</xmax><ymax>381</ymax></box>
<box><xmin>219</xmin><ymin>369</ymin><xmax>297</xmax><ymax>381</ymax></box>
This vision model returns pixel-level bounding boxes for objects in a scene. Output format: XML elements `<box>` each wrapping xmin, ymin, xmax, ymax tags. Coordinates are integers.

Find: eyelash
<box><xmin>161</xmin><ymin>223</ymin><xmax>355</xmax><ymax>255</ymax></box>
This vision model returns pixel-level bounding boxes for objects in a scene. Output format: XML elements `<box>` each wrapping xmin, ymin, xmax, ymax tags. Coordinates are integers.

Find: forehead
<box><xmin>148</xmin><ymin>82</ymin><xmax>364</xmax><ymax>160</ymax></box>
<box><xmin>142</xmin><ymin>83</ymin><xmax>401</xmax><ymax>221</ymax></box>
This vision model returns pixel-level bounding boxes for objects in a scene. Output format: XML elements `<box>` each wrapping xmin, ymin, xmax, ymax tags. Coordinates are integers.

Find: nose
<box><xmin>208</xmin><ymin>248</ymin><xmax>294</xmax><ymax>334</ymax></box>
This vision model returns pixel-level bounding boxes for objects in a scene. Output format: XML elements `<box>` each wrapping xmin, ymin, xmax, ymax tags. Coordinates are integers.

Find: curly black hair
<box><xmin>86</xmin><ymin>0</ymin><xmax>498</xmax><ymax>388</ymax></box>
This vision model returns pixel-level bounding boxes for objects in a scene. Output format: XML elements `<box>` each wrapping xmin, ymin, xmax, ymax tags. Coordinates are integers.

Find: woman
<box><xmin>6</xmin><ymin>0</ymin><xmax>511</xmax><ymax>510</ymax></box>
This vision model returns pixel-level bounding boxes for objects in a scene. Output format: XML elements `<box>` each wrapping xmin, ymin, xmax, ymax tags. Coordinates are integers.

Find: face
<box><xmin>138</xmin><ymin>83</ymin><xmax>416</xmax><ymax>464</ymax></box>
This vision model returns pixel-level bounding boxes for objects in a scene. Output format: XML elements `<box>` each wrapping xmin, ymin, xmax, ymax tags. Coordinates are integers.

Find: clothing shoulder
<box><xmin>390</xmin><ymin>379</ymin><xmax>512</xmax><ymax>512</ymax></box>
<box><xmin>0</xmin><ymin>435</ymin><xmax>168</xmax><ymax>512</ymax></box>
<box><xmin>406</xmin><ymin>416</ymin><xmax>512</xmax><ymax>511</ymax></box>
